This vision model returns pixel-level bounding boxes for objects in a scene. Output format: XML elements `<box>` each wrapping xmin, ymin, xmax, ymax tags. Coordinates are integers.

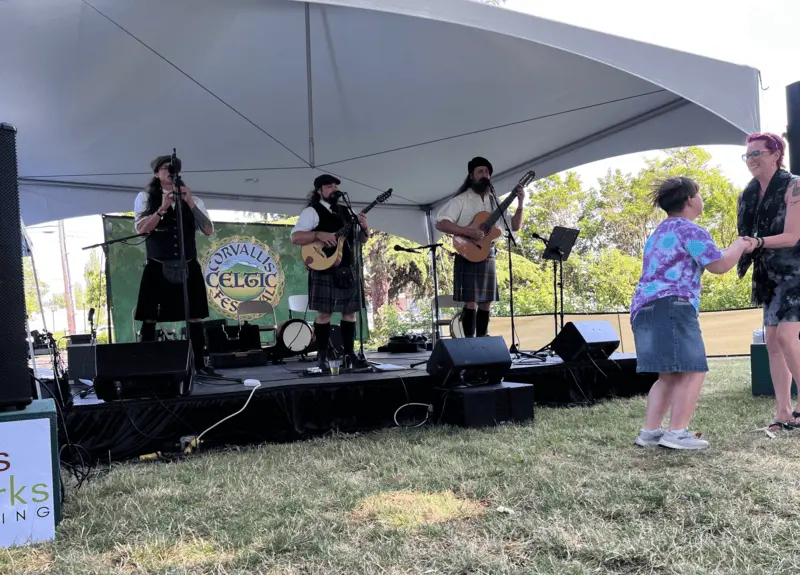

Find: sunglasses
<box><xmin>742</xmin><ymin>150</ymin><xmax>772</xmax><ymax>161</ymax></box>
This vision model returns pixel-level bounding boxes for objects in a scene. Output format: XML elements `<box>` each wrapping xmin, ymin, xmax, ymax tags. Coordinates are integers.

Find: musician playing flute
<box><xmin>435</xmin><ymin>156</ymin><xmax>525</xmax><ymax>337</ymax></box>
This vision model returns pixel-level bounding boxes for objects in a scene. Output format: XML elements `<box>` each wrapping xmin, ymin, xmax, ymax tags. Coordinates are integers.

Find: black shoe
<box><xmin>317</xmin><ymin>350</ymin><xmax>330</xmax><ymax>372</ymax></box>
<box><xmin>346</xmin><ymin>352</ymin><xmax>369</xmax><ymax>370</ymax></box>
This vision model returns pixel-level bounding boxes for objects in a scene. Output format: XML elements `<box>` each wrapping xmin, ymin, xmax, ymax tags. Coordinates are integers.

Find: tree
<box><xmin>24</xmin><ymin>259</ymin><xmax>48</xmax><ymax>319</ymax></box>
<box><xmin>84</xmin><ymin>251</ymin><xmax>107</xmax><ymax>326</ymax></box>
<box><xmin>518</xmin><ymin>172</ymin><xmax>588</xmax><ymax>259</ymax></box>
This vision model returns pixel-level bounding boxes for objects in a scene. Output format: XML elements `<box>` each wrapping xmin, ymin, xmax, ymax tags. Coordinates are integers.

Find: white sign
<box><xmin>0</xmin><ymin>418</ymin><xmax>55</xmax><ymax>548</ymax></box>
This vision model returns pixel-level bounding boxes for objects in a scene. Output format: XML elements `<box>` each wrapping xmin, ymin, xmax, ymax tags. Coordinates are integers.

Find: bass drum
<box><xmin>276</xmin><ymin>319</ymin><xmax>315</xmax><ymax>357</ymax></box>
<box><xmin>449</xmin><ymin>311</ymin><xmax>465</xmax><ymax>339</ymax></box>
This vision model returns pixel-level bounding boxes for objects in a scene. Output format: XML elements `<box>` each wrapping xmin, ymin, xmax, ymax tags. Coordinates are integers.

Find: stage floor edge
<box><xmin>65</xmin><ymin>350</ymin><xmax>655</xmax><ymax>461</ymax></box>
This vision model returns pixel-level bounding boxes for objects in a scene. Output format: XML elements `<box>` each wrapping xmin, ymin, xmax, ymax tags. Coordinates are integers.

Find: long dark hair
<box><xmin>142</xmin><ymin>176</ymin><xmax>162</xmax><ymax>217</ymax></box>
<box><xmin>306</xmin><ymin>188</ymin><xmax>321</xmax><ymax>207</ymax></box>
<box><xmin>456</xmin><ymin>175</ymin><xmax>473</xmax><ymax>195</ymax></box>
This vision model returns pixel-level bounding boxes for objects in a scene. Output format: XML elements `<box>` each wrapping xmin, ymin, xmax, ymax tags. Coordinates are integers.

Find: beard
<box><xmin>472</xmin><ymin>177</ymin><xmax>490</xmax><ymax>194</ymax></box>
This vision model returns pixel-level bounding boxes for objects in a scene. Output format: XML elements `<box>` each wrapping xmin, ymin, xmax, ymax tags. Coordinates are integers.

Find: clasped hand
<box><xmin>735</xmin><ymin>236</ymin><xmax>760</xmax><ymax>253</ymax></box>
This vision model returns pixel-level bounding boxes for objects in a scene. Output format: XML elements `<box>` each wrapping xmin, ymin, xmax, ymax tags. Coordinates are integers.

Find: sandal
<box><xmin>768</xmin><ymin>420</ymin><xmax>800</xmax><ymax>431</ymax></box>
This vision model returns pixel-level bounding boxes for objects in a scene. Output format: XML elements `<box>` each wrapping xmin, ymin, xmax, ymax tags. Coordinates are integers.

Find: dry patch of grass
<box><xmin>348</xmin><ymin>490</ymin><xmax>485</xmax><ymax>529</ymax></box>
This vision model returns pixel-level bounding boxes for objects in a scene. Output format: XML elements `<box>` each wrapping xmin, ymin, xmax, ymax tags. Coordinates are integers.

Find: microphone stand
<box><xmin>340</xmin><ymin>192</ymin><xmax>374</xmax><ymax>372</ymax></box>
<box><xmin>83</xmin><ymin>230</ymin><xmax>152</xmax><ymax>344</ymax></box>
<box><xmin>167</xmin><ymin>149</ymin><xmax>195</xmax><ymax>381</ymax></box>
<box><xmin>488</xmin><ymin>182</ymin><xmax>536</xmax><ymax>360</ymax></box>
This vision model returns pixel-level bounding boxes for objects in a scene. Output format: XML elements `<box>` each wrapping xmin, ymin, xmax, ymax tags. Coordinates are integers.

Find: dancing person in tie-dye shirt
<box><xmin>631</xmin><ymin>177</ymin><xmax>748</xmax><ymax>450</ymax></box>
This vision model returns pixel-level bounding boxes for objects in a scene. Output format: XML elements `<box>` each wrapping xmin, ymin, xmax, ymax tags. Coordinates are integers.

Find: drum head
<box><xmin>280</xmin><ymin>319</ymin><xmax>313</xmax><ymax>352</ymax></box>
<box><xmin>449</xmin><ymin>312</ymin><xmax>464</xmax><ymax>338</ymax></box>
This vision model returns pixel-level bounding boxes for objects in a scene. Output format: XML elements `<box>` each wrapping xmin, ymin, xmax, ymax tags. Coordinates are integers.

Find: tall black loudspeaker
<box><xmin>787</xmin><ymin>81</ymin><xmax>800</xmax><ymax>175</ymax></box>
<box><xmin>551</xmin><ymin>321</ymin><xmax>620</xmax><ymax>363</ymax></box>
<box><xmin>0</xmin><ymin>124</ymin><xmax>33</xmax><ymax>411</ymax></box>
<box><xmin>427</xmin><ymin>336</ymin><xmax>511</xmax><ymax>387</ymax></box>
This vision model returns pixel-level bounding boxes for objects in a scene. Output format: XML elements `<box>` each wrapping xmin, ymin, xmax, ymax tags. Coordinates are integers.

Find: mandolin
<box><xmin>452</xmin><ymin>171</ymin><xmax>536</xmax><ymax>263</ymax></box>
<box><xmin>301</xmin><ymin>188</ymin><xmax>393</xmax><ymax>271</ymax></box>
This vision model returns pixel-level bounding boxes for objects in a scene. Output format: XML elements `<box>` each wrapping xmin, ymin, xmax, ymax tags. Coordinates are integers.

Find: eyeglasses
<box><xmin>742</xmin><ymin>150</ymin><xmax>772</xmax><ymax>161</ymax></box>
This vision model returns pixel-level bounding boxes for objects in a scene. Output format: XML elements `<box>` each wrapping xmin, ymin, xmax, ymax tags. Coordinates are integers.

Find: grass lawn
<box><xmin>3</xmin><ymin>357</ymin><xmax>800</xmax><ymax>574</ymax></box>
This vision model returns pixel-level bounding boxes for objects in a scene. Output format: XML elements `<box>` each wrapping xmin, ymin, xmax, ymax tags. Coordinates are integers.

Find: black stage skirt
<box><xmin>308</xmin><ymin>269</ymin><xmax>364</xmax><ymax>315</ymax></box>
<box><xmin>453</xmin><ymin>250</ymin><xmax>498</xmax><ymax>303</ymax></box>
<box><xmin>134</xmin><ymin>259</ymin><xmax>209</xmax><ymax>322</ymax></box>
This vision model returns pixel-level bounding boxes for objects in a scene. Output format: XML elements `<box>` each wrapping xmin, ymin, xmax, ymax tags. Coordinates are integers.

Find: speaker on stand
<box><xmin>0</xmin><ymin>123</ymin><xmax>33</xmax><ymax>411</ymax></box>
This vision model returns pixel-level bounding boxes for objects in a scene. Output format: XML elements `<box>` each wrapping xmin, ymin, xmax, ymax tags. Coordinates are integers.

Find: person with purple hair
<box><xmin>737</xmin><ymin>133</ymin><xmax>800</xmax><ymax>431</ymax></box>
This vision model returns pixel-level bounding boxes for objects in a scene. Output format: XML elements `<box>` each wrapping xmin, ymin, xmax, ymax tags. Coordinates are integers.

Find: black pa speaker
<box><xmin>427</xmin><ymin>336</ymin><xmax>511</xmax><ymax>387</ymax></box>
<box><xmin>551</xmin><ymin>321</ymin><xmax>620</xmax><ymax>363</ymax></box>
<box><xmin>0</xmin><ymin>123</ymin><xmax>33</xmax><ymax>411</ymax></box>
<box><xmin>93</xmin><ymin>340</ymin><xmax>194</xmax><ymax>402</ymax></box>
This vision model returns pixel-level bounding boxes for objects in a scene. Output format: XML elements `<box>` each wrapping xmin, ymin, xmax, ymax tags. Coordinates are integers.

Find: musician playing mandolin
<box><xmin>291</xmin><ymin>174</ymin><xmax>370</xmax><ymax>372</ymax></box>
<box><xmin>435</xmin><ymin>156</ymin><xmax>525</xmax><ymax>338</ymax></box>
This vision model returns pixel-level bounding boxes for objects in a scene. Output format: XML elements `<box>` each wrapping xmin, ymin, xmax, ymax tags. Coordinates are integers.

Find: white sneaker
<box><xmin>634</xmin><ymin>428</ymin><xmax>664</xmax><ymax>447</ymax></box>
<box><xmin>658</xmin><ymin>429</ymin><xmax>709</xmax><ymax>450</ymax></box>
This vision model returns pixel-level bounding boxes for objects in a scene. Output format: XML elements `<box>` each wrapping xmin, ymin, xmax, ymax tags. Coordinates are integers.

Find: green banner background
<box><xmin>102</xmin><ymin>216</ymin><xmax>368</xmax><ymax>343</ymax></box>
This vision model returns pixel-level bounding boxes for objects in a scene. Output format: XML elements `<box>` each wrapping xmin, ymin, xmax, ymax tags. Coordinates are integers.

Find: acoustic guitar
<box><xmin>452</xmin><ymin>171</ymin><xmax>536</xmax><ymax>263</ymax></box>
<box><xmin>301</xmin><ymin>188</ymin><xmax>393</xmax><ymax>271</ymax></box>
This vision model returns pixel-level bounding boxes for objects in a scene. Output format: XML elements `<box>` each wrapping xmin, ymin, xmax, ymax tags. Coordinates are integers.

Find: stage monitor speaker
<box><xmin>427</xmin><ymin>336</ymin><xmax>511</xmax><ymax>387</ymax></box>
<box><xmin>551</xmin><ymin>321</ymin><xmax>620</xmax><ymax>363</ymax></box>
<box><xmin>93</xmin><ymin>340</ymin><xmax>194</xmax><ymax>402</ymax></box>
<box><xmin>0</xmin><ymin>123</ymin><xmax>32</xmax><ymax>411</ymax></box>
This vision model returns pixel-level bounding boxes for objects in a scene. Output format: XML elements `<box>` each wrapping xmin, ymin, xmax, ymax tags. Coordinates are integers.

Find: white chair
<box><xmin>288</xmin><ymin>295</ymin><xmax>315</xmax><ymax>319</ymax></box>
<box><xmin>237</xmin><ymin>300</ymin><xmax>278</xmax><ymax>345</ymax></box>
<box><xmin>432</xmin><ymin>294</ymin><xmax>462</xmax><ymax>339</ymax></box>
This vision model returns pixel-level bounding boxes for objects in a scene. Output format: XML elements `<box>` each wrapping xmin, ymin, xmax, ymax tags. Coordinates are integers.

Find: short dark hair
<box><xmin>650</xmin><ymin>176</ymin><xmax>699</xmax><ymax>214</ymax></box>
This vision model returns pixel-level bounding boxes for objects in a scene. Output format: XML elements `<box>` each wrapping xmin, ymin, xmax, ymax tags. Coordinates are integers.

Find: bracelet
<box><xmin>757</xmin><ymin>237</ymin><xmax>765</xmax><ymax>249</ymax></box>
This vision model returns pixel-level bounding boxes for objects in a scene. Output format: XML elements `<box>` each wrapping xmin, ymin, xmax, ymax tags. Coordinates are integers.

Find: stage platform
<box><xmin>62</xmin><ymin>349</ymin><xmax>655</xmax><ymax>462</ymax></box>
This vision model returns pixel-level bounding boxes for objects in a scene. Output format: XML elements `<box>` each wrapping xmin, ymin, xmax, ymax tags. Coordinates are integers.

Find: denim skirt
<box><xmin>632</xmin><ymin>296</ymin><xmax>708</xmax><ymax>373</ymax></box>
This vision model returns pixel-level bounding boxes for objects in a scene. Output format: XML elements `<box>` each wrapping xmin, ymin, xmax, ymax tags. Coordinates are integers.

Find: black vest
<box><xmin>145</xmin><ymin>200</ymin><xmax>198</xmax><ymax>261</ymax></box>
<box><xmin>312</xmin><ymin>202</ymin><xmax>354</xmax><ymax>267</ymax></box>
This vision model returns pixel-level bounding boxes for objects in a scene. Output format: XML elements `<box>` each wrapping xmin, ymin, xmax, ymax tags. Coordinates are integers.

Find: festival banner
<box><xmin>102</xmin><ymin>216</ymin><xmax>367</xmax><ymax>343</ymax></box>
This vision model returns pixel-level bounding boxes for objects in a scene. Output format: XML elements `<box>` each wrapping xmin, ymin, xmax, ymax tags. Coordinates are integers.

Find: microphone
<box><xmin>88</xmin><ymin>308</ymin><xmax>95</xmax><ymax>323</ymax></box>
<box><xmin>394</xmin><ymin>245</ymin><xmax>417</xmax><ymax>253</ymax></box>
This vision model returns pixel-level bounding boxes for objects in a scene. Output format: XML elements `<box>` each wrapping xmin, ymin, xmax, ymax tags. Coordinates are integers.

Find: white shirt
<box><xmin>134</xmin><ymin>191</ymin><xmax>212</xmax><ymax>233</ymax></box>
<box><xmin>291</xmin><ymin>200</ymin><xmax>334</xmax><ymax>235</ymax></box>
<box><xmin>435</xmin><ymin>189</ymin><xmax>513</xmax><ymax>233</ymax></box>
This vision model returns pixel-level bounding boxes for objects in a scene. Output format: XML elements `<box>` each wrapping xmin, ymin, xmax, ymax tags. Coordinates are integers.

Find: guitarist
<box><xmin>291</xmin><ymin>174</ymin><xmax>370</xmax><ymax>371</ymax></box>
<box><xmin>435</xmin><ymin>156</ymin><xmax>525</xmax><ymax>337</ymax></box>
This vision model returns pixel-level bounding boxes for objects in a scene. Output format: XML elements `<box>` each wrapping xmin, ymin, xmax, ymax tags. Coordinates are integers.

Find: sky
<box><xmin>25</xmin><ymin>0</ymin><xmax>799</xmax><ymax>324</ymax></box>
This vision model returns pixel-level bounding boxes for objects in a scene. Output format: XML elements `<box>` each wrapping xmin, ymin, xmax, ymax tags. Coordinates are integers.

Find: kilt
<box><xmin>308</xmin><ymin>268</ymin><xmax>364</xmax><ymax>314</ymax></box>
<box><xmin>134</xmin><ymin>259</ymin><xmax>209</xmax><ymax>322</ymax></box>
<box><xmin>453</xmin><ymin>249</ymin><xmax>498</xmax><ymax>303</ymax></box>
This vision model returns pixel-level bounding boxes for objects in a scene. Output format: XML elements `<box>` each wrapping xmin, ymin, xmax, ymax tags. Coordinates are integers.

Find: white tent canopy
<box><xmin>2</xmin><ymin>0</ymin><xmax>759</xmax><ymax>243</ymax></box>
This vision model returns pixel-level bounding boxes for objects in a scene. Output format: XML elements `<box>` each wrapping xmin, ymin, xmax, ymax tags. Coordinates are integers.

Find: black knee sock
<box><xmin>461</xmin><ymin>307</ymin><xmax>477</xmax><ymax>338</ymax></box>
<box><xmin>140</xmin><ymin>322</ymin><xmax>156</xmax><ymax>342</ymax></box>
<box><xmin>314</xmin><ymin>322</ymin><xmax>330</xmax><ymax>359</ymax></box>
<box><xmin>341</xmin><ymin>320</ymin><xmax>356</xmax><ymax>354</ymax></box>
<box><xmin>476</xmin><ymin>309</ymin><xmax>490</xmax><ymax>337</ymax></box>
<box><xmin>189</xmin><ymin>322</ymin><xmax>206</xmax><ymax>369</ymax></box>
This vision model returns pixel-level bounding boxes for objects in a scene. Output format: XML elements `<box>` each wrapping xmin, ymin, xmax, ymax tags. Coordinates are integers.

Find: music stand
<box><xmin>542</xmin><ymin>226</ymin><xmax>579</xmax><ymax>340</ymax></box>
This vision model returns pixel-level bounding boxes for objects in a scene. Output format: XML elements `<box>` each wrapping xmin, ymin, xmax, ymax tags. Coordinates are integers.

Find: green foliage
<box><xmin>84</xmin><ymin>250</ymin><xmax>107</xmax><ymax>327</ymax></box>
<box><xmin>24</xmin><ymin>259</ymin><xmax>48</xmax><ymax>318</ymax></box>
<box><xmin>368</xmin><ymin>305</ymin><xmax>434</xmax><ymax>347</ymax></box>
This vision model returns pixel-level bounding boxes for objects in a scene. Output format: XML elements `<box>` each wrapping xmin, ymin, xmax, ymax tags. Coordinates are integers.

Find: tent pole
<box><xmin>425</xmin><ymin>208</ymin><xmax>441</xmax><ymax>343</ymax></box>
<box><xmin>305</xmin><ymin>2</ymin><xmax>316</xmax><ymax>167</ymax></box>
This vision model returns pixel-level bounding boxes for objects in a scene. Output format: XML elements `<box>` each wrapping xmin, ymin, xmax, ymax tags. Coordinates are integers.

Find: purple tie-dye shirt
<box><xmin>630</xmin><ymin>218</ymin><xmax>723</xmax><ymax>322</ymax></box>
